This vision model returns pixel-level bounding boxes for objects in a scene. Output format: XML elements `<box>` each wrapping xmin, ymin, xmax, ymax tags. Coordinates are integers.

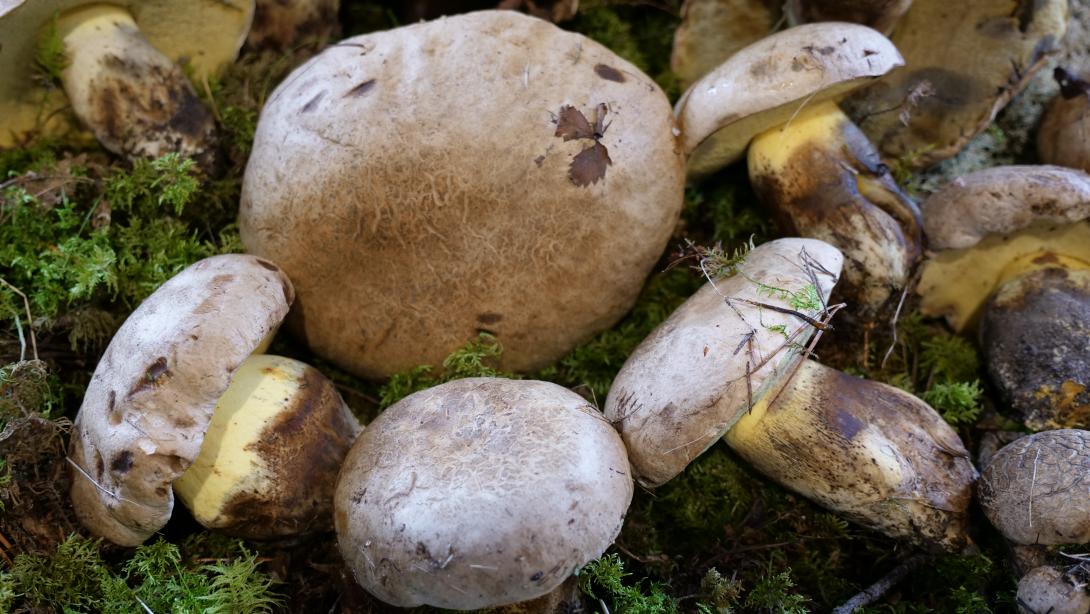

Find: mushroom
<box><xmin>0</xmin><ymin>0</ymin><xmax>253</xmax><ymax>169</ymax></box>
<box><xmin>844</xmin><ymin>0</ymin><xmax>1068</xmax><ymax>169</ymax></box>
<box><xmin>1017</xmin><ymin>566</ymin><xmax>1090</xmax><ymax>614</ymax></box>
<box><xmin>1038</xmin><ymin>67</ymin><xmax>1090</xmax><ymax>174</ymax></box>
<box><xmin>247</xmin><ymin>0</ymin><xmax>339</xmax><ymax>51</ymax></box>
<box><xmin>977</xmin><ymin>429</ymin><xmax>1090</xmax><ymax>546</ymax></box>
<box><xmin>784</xmin><ymin>0</ymin><xmax>913</xmax><ymax>34</ymax></box>
<box><xmin>240</xmin><ymin>10</ymin><xmax>684</xmax><ymax>379</ymax></box>
<box><xmin>334</xmin><ymin>377</ymin><xmax>632</xmax><ymax>609</ymax></box>
<box><xmin>917</xmin><ymin>166</ymin><xmax>1090</xmax><ymax>430</ymax></box>
<box><xmin>670</xmin><ymin>0</ymin><xmax>783</xmax><ymax>89</ymax></box>
<box><xmin>603</xmin><ymin>237</ymin><xmax>975</xmax><ymax>550</ymax></box>
<box><xmin>68</xmin><ymin>254</ymin><xmax>361</xmax><ymax>546</ymax></box>
<box><xmin>676</xmin><ymin>23</ymin><xmax>921</xmax><ymax>317</ymax></box>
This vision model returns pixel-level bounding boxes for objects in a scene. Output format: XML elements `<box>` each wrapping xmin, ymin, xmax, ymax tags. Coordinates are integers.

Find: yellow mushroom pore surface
<box><xmin>748</xmin><ymin>100</ymin><xmax>845</xmax><ymax>173</ymax></box>
<box><xmin>173</xmin><ymin>354</ymin><xmax>304</xmax><ymax>527</ymax></box>
<box><xmin>919</xmin><ymin>221</ymin><xmax>1090</xmax><ymax>332</ymax></box>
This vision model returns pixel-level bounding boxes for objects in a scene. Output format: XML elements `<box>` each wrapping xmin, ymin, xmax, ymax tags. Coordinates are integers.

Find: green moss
<box><xmin>922</xmin><ymin>381</ymin><xmax>983</xmax><ymax>426</ymax></box>
<box><xmin>578</xmin><ymin>553</ymin><xmax>679</xmax><ymax>614</ymax></box>
<box><xmin>34</xmin><ymin>14</ymin><xmax>67</xmax><ymax>86</ymax></box>
<box><xmin>744</xmin><ymin>568</ymin><xmax>809</xmax><ymax>614</ymax></box>
<box><xmin>0</xmin><ymin>360</ymin><xmax>60</xmax><ymax>424</ymax></box>
<box><xmin>379</xmin><ymin>332</ymin><xmax>514</xmax><ymax>408</ymax></box>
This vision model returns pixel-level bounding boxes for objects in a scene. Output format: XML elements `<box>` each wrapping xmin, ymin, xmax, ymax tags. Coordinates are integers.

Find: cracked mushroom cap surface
<box><xmin>68</xmin><ymin>254</ymin><xmax>294</xmax><ymax>547</ymax></box>
<box><xmin>844</xmin><ymin>0</ymin><xmax>1068</xmax><ymax>169</ymax></box>
<box><xmin>334</xmin><ymin>378</ymin><xmax>633</xmax><ymax>610</ymax></box>
<box><xmin>918</xmin><ymin>166</ymin><xmax>1090</xmax><ymax>332</ymax></box>
<box><xmin>602</xmin><ymin>238</ymin><xmax>844</xmax><ymax>487</ymax></box>
<box><xmin>240</xmin><ymin>10</ymin><xmax>684</xmax><ymax>379</ymax></box>
<box><xmin>978</xmin><ymin>429</ymin><xmax>1090</xmax><ymax>546</ymax></box>
<box><xmin>0</xmin><ymin>0</ymin><xmax>253</xmax><ymax>147</ymax></box>
<box><xmin>675</xmin><ymin>21</ymin><xmax>903</xmax><ymax>179</ymax></box>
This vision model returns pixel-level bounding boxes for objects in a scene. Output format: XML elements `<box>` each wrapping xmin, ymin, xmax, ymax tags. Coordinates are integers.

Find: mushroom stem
<box><xmin>173</xmin><ymin>354</ymin><xmax>360</xmax><ymax>540</ymax></box>
<box><xmin>748</xmin><ymin>100</ymin><xmax>922</xmax><ymax>319</ymax></box>
<box><xmin>57</xmin><ymin>4</ymin><xmax>217</xmax><ymax>171</ymax></box>
<box><xmin>724</xmin><ymin>359</ymin><xmax>976</xmax><ymax>551</ymax></box>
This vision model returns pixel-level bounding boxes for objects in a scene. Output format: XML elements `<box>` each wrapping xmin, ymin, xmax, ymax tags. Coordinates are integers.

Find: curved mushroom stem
<box><xmin>980</xmin><ymin>259</ymin><xmax>1090</xmax><ymax>431</ymax></box>
<box><xmin>748</xmin><ymin>100</ymin><xmax>922</xmax><ymax>320</ymax></box>
<box><xmin>724</xmin><ymin>359</ymin><xmax>976</xmax><ymax>552</ymax></box>
<box><xmin>57</xmin><ymin>5</ymin><xmax>218</xmax><ymax>171</ymax></box>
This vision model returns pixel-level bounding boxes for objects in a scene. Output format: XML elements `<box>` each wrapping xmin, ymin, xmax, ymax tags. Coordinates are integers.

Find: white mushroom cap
<box><xmin>603</xmin><ymin>238</ymin><xmax>844</xmax><ymax>487</ymax></box>
<box><xmin>68</xmin><ymin>254</ymin><xmax>293</xmax><ymax>546</ymax></box>
<box><xmin>0</xmin><ymin>0</ymin><xmax>253</xmax><ymax>146</ymax></box>
<box><xmin>334</xmin><ymin>378</ymin><xmax>633</xmax><ymax>609</ymax></box>
<box><xmin>676</xmin><ymin>22</ymin><xmax>903</xmax><ymax>178</ymax></box>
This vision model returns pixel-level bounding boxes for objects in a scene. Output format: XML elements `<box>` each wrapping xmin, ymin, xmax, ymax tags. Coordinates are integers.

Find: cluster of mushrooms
<box><xmin>5</xmin><ymin>0</ymin><xmax>1081</xmax><ymax>610</ymax></box>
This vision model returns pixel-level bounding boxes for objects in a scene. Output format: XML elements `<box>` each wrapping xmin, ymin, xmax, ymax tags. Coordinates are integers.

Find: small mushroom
<box><xmin>0</xmin><ymin>1</ymin><xmax>253</xmax><ymax>169</ymax></box>
<box><xmin>677</xmin><ymin>23</ymin><xmax>919</xmax><ymax>317</ymax></box>
<box><xmin>604</xmin><ymin>237</ymin><xmax>975</xmax><ymax>550</ymax></box>
<box><xmin>68</xmin><ymin>255</ymin><xmax>360</xmax><ymax>546</ymax></box>
<box><xmin>1038</xmin><ymin>67</ymin><xmax>1090</xmax><ymax>174</ymax></box>
<box><xmin>784</xmin><ymin>0</ymin><xmax>913</xmax><ymax>34</ymax></box>
<box><xmin>977</xmin><ymin>429</ymin><xmax>1090</xmax><ymax>546</ymax></box>
<box><xmin>844</xmin><ymin>0</ymin><xmax>1068</xmax><ymax>169</ymax></box>
<box><xmin>1017</xmin><ymin>566</ymin><xmax>1090</xmax><ymax>614</ymax></box>
<box><xmin>670</xmin><ymin>0</ymin><xmax>783</xmax><ymax>88</ymax></box>
<box><xmin>240</xmin><ymin>10</ymin><xmax>685</xmax><ymax>379</ymax></box>
<box><xmin>917</xmin><ymin>166</ymin><xmax>1090</xmax><ymax>430</ymax></box>
<box><xmin>334</xmin><ymin>378</ymin><xmax>632</xmax><ymax>609</ymax></box>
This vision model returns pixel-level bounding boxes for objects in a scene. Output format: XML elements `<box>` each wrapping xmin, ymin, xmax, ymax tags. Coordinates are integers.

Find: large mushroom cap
<box><xmin>676</xmin><ymin>21</ymin><xmax>902</xmax><ymax>178</ymax></box>
<box><xmin>670</xmin><ymin>0</ymin><xmax>782</xmax><ymax>89</ymax></box>
<box><xmin>68</xmin><ymin>254</ymin><xmax>294</xmax><ymax>546</ymax></box>
<box><xmin>978</xmin><ymin>429</ymin><xmax>1090</xmax><ymax>546</ymax></box>
<box><xmin>334</xmin><ymin>378</ymin><xmax>633</xmax><ymax>609</ymax></box>
<box><xmin>603</xmin><ymin>238</ymin><xmax>844</xmax><ymax>487</ymax></box>
<box><xmin>0</xmin><ymin>0</ymin><xmax>253</xmax><ymax>147</ymax></box>
<box><xmin>918</xmin><ymin>166</ymin><xmax>1090</xmax><ymax>331</ymax></box>
<box><xmin>844</xmin><ymin>0</ymin><xmax>1068</xmax><ymax>169</ymax></box>
<box><xmin>240</xmin><ymin>10</ymin><xmax>684</xmax><ymax>379</ymax></box>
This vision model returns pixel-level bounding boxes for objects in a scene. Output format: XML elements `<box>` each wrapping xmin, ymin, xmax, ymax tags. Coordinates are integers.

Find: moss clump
<box><xmin>379</xmin><ymin>332</ymin><xmax>514</xmax><ymax>408</ymax></box>
<box><xmin>578</xmin><ymin>553</ymin><xmax>679</xmax><ymax>614</ymax></box>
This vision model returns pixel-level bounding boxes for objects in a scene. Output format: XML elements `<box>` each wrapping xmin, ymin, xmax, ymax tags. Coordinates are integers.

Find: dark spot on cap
<box><xmin>172</xmin><ymin>414</ymin><xmax>196</xmax><ymax>430</ymax></box>
<box><xmin>95</xmin><ymin>451</ymin><xmax>105</xmax><ymax>479</ymax></box>
<box><xmin>110</xmin><ymin>450</ymin><xmax>134</xmax><ymax>473</ymax></box>
<box><xmin>477</xmin><ymin>312</ymin><xmax>503</xmax><ymax>325</ymax></box>
<box><xmin>594</xmin><ymin>63</ymin><xmax>625</xmax><ymax>82</ymax></box>
<box><xmin>255</xmin><ymin>258</ymin><xmax>280</xmax><ymax>271</ymax></box>
<box><xmin>107</xmin><ymin>390</ymin><xmax>122</xmax><ymax>426</ymax></box>
<box><xmin>344</xmin><ymin>79</ymin><xmax>376</xmax><ymax>98</ymax></box>
<box><xmin>817</xmin><ymin>46</ymin><xmax>835</xmax><ymax>55</ymax></box>
<box><xmin>300</xmin><ymin>91</ymin><xmax>325</xmax><ymax>114</ymax></box>
<box><xmin>534</xmin><ymin>155</ymin><xmax>545</xmax><ymax>167</ymax></box>
<box><xmin>130</xmin><ymin>357</ymin><xmax>170</xmax><ymax>395</ymax></box>
<box><xmin>834</xmin><ymin>409</ymin><xmax>865</xmax><ymax>440</ymax></box>
<box><xmin>530</xmin><ymin>571</ymin><xmax>544</xmax><ymax>581</ymax></box>
<box><xmin>1033</xmin><ymin>252</ymin><xmax>1061</xmax><ymax>266</ymax></box>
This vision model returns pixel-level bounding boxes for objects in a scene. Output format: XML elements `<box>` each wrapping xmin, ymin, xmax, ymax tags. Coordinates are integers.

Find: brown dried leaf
<box><xmin>555</xmin><ymin>105</ymin><xmax>595</xmax><ymax>141</ymax></box>
<box><xmin>569</xmin><ymin>141</ymin><xmax>611</xmax><ymax>187</ymax></box>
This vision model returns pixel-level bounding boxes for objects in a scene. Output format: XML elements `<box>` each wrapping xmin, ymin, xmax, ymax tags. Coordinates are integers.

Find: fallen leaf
<box><xmin>555</xmin><ymin>105</ymin><xmax>595</xmax><ymax>141</ymax></box>
<box><xmin>569</xmin><ymin>141</ymin><xmax>611</xmax><ymax>186</ymax></box>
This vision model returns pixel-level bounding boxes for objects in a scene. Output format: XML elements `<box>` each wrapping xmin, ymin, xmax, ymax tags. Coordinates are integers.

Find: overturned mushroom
<box><xmin>335</xmin><ymin>378</ymin><xmax>632</xmax><ymax>609</ymax></box>
<box><xmin>677</xmin><ymin>23</ymin><xmax>920</xmax><ymax>317</ymax></box>
<box><xmin>604</xmin><ymin>238</ymin><xmax>975</xmax><ymax>550</ymax></box>
<box><xmin>844</xmin><ymin>0</ymin><xmax>1068</xmax><ymax>169</ymax></box>
<box><xmin>0</xmin><ymin>1</ymin><xmax>253</xmax><ymax>170</ymax></box>
<box><xmin>68</xmin><ymin>255</ymin><xmax>360</xmax><ymax>546</ymax></box>
<box><xmin>918</xmin><ymin>166</ymin><xmax>1090</xmax><ymax>430</ymax></box>
<box><xmin>241</xmin><ymin>10</ymin><xmax>684</xmax><ymax>379</ymax></box>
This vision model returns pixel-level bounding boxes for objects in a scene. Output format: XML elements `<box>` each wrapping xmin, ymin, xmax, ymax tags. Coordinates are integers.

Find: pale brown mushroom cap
<box><xmin>917</xmin><ymin>166</ymin><xmax>1090</xmax><ymax>331</ymax></box>
<box><xmin>241</xmin><ymin>10</ymin><xmax>684</xmax><ymax>379</ymax></box>
<box><xmin>785</xmin><ymin>0</ymin><xmax>913</xmax><ymax>34</ymax></box>
<box><xmin>676</xmin><ymin>21</ymin><xmax>903</xmax><ymax>178</ymax></box>
<box><xmin>670</xmin><ymin>0</ymin><xmax>782</xmax><ymax>89</ymax></box>
<box><xmin>334</xmin><ymin>378</ymin><xmax>633</xmax><ymax>610</ymax></box>
<box><xmin>68</xmin><ymin>254</ymin><xmax>294</xmax><ymax>547</ymax></box>
<box><xmin>602</xmin><ymin>238</ymin><xmax>844</xmax><ymax>487</ymax></box>
<box><xmin>1038</xmin><ymin>69</ymin><xmax>1090</xmax><ymax>174</ymax></box>
<box><xmin>0</xmin><ymin>0</ymin><xmax>253</xmax><ymax>147</ymax></box>
<box><xmin>1017</xmin><ymin>566</ymin><xmax>1090</xmax><ymax>614</ymax></box>
<box><xmin>978</xmin><ymin>429</ymin><xmax>1090</xmax><ymax>546</ymax></box>
<box><xmin>844</xmin><ymin>0</ymin><xmax>1068</xmax><ymax>169</ymax></box>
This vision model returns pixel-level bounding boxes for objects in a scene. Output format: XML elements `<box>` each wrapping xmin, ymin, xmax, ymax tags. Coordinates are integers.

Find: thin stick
<box><xmin>0</xmin><ymin>278</ymin><xmax>37</xmax><ymax>361</ymax></box>
<box><xmin>832</xmin><ymin>554</ymin><xmax>929</xmax><ymax>613</ymax></box>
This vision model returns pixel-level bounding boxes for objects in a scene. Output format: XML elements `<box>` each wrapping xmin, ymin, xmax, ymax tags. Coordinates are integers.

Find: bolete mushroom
<box><xmin>247</xmin><ymin>0</ymin><xmax>339</xmax><ymax>51</ymax></box>
<box><xmin>68</xmin><ymin>254</ymin><xmax>361</xmax><ymax>546</ymax></box>
<box><xmin>844</xmin><ymin>0</ymin><xmax>1068</xmax><ymax>169</ymax></box>
<box><xmin>1038</xmin><ymin>67</ymin><xmax>1090</xmax><ymax>174</ymax></box>
<box><xmin>670</xmin><ymin>0</ymin><xmax>782</xmax><ymax>89</ymax></box>
<box><xmin>0</xmin><ymin>0</ymin><xmax>253</xmax><ymax>169</ymax></box>
<box><xmin>334</xmin><ymin>377</ymin><xmax>632</xmax><ymax>610</ymax></box>
<box><xmin>1017</xmin><ymin>565</ymin><xmax>1090</xmax><ymax>614</ymax></box>
<box><xmin>918</xmin><ymin>166</ymin><xmax>1090</xmax><ymax>430</ymax></box>
<box><xmin>240</xmin><ymin>10</ymin><xmax>684</xmax><ymax>379</ymax></box>
<box><xmin>604</xmin><ymin>237</ymin><xmax>975</xmax><ymax>550</ymax></box>
<box><xmin>677</xmin><ymin>23</ymin><xmax>921</xmax><ymax>317</ymax></box>
<box><xmin>784</xmin><ymin>0</ymin><xmax>913</xmax><ymax>34</ymax></box>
